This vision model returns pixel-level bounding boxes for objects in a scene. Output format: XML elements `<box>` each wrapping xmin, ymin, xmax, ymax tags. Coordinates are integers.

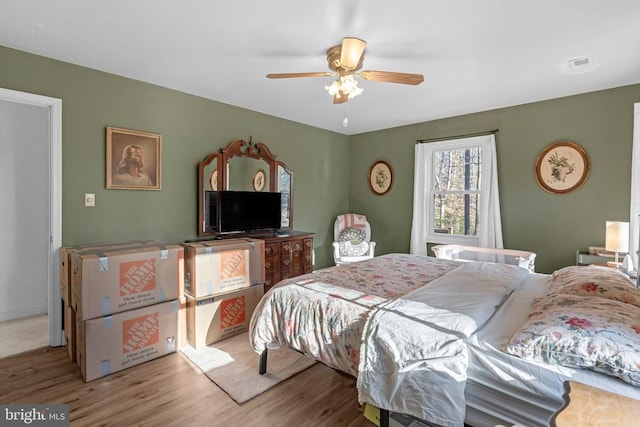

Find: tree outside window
<box><xmin>432</xmin><ymin>147</ymin><xmax>481</xmax><ymax>237</ymax></box>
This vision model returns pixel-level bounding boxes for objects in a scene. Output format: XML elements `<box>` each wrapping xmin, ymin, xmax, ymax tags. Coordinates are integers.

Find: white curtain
<box><xmin>629</xmin><ymin>103</ymin><xmax>640</xmax><ymax>271</ymax></box>
<box><xmin>478</xmin><ymin>135</ymin><xmax>504</xmax><ymax>249</ymax></box>
<box><xmin>410</xmin><ymin>143</ymin><xmax>430</xmax><ymax>255</ymax></box>
<box><xmin>410</xmin><ymin>134</ymin><xmax>503</xmax><ymax>255</ymax></box>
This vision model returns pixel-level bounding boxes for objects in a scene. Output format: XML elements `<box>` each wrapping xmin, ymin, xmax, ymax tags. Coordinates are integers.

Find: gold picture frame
<box><xmin>210</xmin><ymin>169</ymin><xmax>218</xmax><ymax>190</ymax></box>
<box><xmin>106</xmin><ymin>127</ymin><xmax>162</xmax><ymax>190</ymax></box>
<box><xmin>535</xmin><ymin>141</ymin><xmax>589</xmax><ymax>194</ymax></box>
<box><xmin>368</xmin><ymin>160</ymin><xmax>393</xmax><ymax>195</ymax></box>
<box><xmin>253</xmin><ymin>169</ymin><xmax>266</xmax><ymax>192</ymax></box>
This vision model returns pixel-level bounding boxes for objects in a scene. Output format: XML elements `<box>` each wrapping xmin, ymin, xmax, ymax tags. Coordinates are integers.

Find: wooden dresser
<box><xmin>261</xmin><ymin>231</ymin><xmax>314</xmax><ymax>292</ymax></box>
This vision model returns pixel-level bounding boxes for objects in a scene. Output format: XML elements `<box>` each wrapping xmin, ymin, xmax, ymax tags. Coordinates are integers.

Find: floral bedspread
<box><xmin>249</xmin><ymin>253</ymin><xmax>463</xmax><ymax>376</ymax></box>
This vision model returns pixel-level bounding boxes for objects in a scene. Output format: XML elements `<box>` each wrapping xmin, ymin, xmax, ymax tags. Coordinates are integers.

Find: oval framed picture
<box><xmin>535</xmin><ymin>141</ymin><xmax>590</xmax><ymax>194</ymax></box>
<box><xmin>368</xmin><ymin>160</ymin><xmax>393</xmax><ymax>195</ymax></box>
<box><xmin>253</xmin><ymin>169</ymin><xmax>266</xmax><ymax>191</ymax></box>
<box><xmin>209</xmin><ymin>169</ymin><xmax>218</xmax><ymax>190</ymax></box>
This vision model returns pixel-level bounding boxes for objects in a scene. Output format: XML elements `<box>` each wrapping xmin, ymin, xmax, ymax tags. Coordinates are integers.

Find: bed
<box><xmin>249</xmin><ymin>253</ymin><xmax>640</xmax><ymax>427</ymax></box>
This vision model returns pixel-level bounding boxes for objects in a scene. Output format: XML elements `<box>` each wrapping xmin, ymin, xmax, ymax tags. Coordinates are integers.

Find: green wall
<box><xmin>0</xmin><ymin>45</ymin><xmax>350</xmax><ymax>268</ymax></box>
<box><xmin>3</xmin><ymin>44</ymin><xmax>639</xmax><ymax>273</ymax></box>
<box><xmin>349</xmin><ymin>85</ymin><xmax>640</xmax><ymax>273</ymax></box>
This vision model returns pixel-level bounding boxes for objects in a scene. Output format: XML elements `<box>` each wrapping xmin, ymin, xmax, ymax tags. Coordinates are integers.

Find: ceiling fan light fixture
<box><xmin>324</xmin><ymin>74</ymin><xmax>363</xmax><ymax>100</ymax></box>
<box><xmin>267</xmin><ymin>37</ymin><xmax>422</xmax><ymax>105</ymax></box>
<box><xmin>324</xmin><ymin>80</ymin><xmax>340</xmax><ymax>96</ymax></box>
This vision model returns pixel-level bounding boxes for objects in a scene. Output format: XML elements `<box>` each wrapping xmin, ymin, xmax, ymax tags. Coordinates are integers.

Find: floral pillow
<box><xmin>548</xmin><ymin>265</ymin><xmax>640</xmax><ymax>308</ymax></box>
<box><xmin>505</xmin><ymin>293</ymin><xmax>640</xmax><ymax>387</ymax></box>
<box><xmin>338</xmin><ymin>227</ymin><xmax>369</xmax><ymax>257</ymax></box>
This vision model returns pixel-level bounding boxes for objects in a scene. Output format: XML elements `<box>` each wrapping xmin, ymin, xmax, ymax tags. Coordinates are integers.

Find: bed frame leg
<box><xmin>259</xmin><ymin>348</ymin><xmax>268</xmax><ymax>375</ymax></box>
<box><xmin>380</xmin><ymin>408</ymin><xmax>389</xmax><ymax>427</ymax></box>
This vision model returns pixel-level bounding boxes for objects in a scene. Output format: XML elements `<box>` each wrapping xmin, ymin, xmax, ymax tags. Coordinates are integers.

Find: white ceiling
<box><xmin>1</xmin><ymin>0</ymin><xmax>640</xmax><ymax>135</ymax></box>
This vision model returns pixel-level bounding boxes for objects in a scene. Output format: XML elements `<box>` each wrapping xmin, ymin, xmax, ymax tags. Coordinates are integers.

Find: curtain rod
<box><xmin>416</xmin><ymin>129</ymin><xmax>499</xmax><ymax>144</ymax></box>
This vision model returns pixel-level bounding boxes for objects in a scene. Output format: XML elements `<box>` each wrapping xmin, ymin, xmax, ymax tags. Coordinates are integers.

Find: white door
<box><xmin>0</xmin><ymin>88</ymin><xmax>62</xmax><ymax>346</ymax></box>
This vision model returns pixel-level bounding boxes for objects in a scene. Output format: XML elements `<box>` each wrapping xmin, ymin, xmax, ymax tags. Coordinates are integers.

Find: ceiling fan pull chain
<box><xmin>343</xmin><ymin>105</ymin><xmax>349</xmax><ymax>128</ymax></box>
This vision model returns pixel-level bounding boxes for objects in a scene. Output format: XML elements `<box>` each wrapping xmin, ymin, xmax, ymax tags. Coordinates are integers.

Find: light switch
<box><xmin>84</xmin><ymin>193</ymin><xmax>95</xmax><ymax>207</ymax></box>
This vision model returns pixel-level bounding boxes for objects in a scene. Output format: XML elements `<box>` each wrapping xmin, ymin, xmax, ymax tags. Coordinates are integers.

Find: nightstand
<box><xmin>575</xmin><ymin>250</ymin><xmax>638</xmax><ymax>281</ymax></box>
<box><xmin>575</xmin><ymin>250</ymin><xmax>617</xmax><ymax>266</ymax></box>
<box><xmin>549</xmin><ymin>381</ymin><xmax>640</xmax><ymax>426</ymax></box>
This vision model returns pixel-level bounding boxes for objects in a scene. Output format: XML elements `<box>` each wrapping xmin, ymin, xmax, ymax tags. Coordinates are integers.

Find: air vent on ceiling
<box><xmin>568</xmin><ymin>56</ymin><xmax>596</xmax><ymax>74</ymax></box>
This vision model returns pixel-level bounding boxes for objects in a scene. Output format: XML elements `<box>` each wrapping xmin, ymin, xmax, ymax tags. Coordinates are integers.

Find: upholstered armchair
<box><xmin>332</xmin><ymin>213</ymin><xmax>376</xmax><ymax>266</ymax></box>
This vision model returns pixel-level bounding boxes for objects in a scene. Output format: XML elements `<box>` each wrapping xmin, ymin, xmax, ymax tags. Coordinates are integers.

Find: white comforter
<box><xmin>357</xmin><ymin>262</ymin><xmax>530</xmax><ymax>427</ymax></box>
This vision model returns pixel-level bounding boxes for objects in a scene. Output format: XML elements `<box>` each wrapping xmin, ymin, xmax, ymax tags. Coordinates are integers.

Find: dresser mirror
<box><xmin>227</xmin><ymin>156</ymin><xmax>270</xmax><ymax>192</ymax></box>
<box><xmin>197</xmin><ymin>139</ymin><xmax>294</xmax><ymax>236</ymax></box>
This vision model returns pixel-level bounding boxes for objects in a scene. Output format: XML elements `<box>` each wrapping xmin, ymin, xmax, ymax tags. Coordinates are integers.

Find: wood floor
<box><xmin>0</xmin><ymin>346</ymin><xmax>374</xmax><ymax>427</ymax></box>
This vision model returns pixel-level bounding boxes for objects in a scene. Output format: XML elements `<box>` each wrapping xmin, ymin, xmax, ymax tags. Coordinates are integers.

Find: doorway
<box><xmin>0</xmin><ymin>88</ymin><xmax>62</xmax><ymax>354</ymax></box>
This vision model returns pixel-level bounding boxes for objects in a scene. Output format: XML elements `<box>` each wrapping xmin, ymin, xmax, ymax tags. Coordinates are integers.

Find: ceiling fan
<box><xmin>266</xmin><ymin>37</ymin><xmax>424</xmax><ymax>104</ymax></box>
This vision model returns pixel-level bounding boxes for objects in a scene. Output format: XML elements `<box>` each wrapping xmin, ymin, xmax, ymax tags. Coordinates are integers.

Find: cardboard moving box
<box><xmin>60</xmin><ymin>240</ymin><xmax>157</xmax><ymax>306</ymax></box>
<box><xmin>71</xmin><ymin>244</ymin><xmax>183</xmax><ymax>320</ymax></box>
<box><xmin>176</xmin><ymin>295</ymin><xmax>187</xmax><ymax>349</ymax></box>
<box><xmin>77</xmin><ymin>299</ymin><xmax>178</xmax><ymax>382</ymax></box>
<box><xmin>65</xmin><ymin>306</ymin><xmax>76</xmax><ymax>362</ymax></box>
<box><xmin>183</xmin><ymin>239</ymin><xmax>265</xmax><ymax>298</ymax></box>
<box><xmin>186</xmin><ymin>284</ymin><xmax>264</xmax><ymax>348</ymax></box>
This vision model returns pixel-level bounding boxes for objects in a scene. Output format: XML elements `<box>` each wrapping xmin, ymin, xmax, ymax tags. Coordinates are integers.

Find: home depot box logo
<box><xmin>122</xmin><ymin>312</ymin><xmax>159</xmax><ymax>353</ymax></box>
<box><xmin>120</xmin><ymin>259</ymin><xmax>157</xmax><ymax>296</ymax></box>
<box><xmin>219</xmin><ymin>296</ymin><xmax>245</xmax><ymax>329</ymax></box>
<box><xmin>220</xmin><ymin>250</ymin><xmax>247</xmax><ymax>281</ymax></box>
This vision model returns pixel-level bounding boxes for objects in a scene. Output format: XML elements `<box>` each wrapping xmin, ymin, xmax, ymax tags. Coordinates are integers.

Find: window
<box><xmin>431</xmin><ymin>145</ymin><xmax>481</xmax><ymax>238</ymax></box>
<box><xmin>410</xmin><ymin>134</ymin><xmax>503</xmax><ymax>255</ymax></box>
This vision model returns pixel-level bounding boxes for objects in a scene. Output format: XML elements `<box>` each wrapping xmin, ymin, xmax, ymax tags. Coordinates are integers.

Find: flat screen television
<box><xmin>204</xmin><ymin>190</ymin><xmax>217</xmax><ymax>232</ymax></box>
<box><xmin>218</xmin><ymin>190</ymin><xmax>282</xmax><ymax>233</ymax></box>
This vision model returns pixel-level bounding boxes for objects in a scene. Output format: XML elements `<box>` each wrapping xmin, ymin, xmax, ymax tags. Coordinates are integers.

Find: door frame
<box><xmin>0</xmin><ymin>87</ymin><xmax>63</xmax><ymax>346</ymax></box>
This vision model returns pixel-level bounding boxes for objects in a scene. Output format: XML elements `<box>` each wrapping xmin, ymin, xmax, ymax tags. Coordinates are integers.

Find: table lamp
<box><xmin>605</xmin><ymin>221</ymin><xmax>629</xmax><ymax>268</ymax></box>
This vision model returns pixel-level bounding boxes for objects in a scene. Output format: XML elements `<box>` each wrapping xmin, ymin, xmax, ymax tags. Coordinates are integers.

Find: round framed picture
<box><xmin>209</xmin><ymin>169</ymin><xmax>218</xmax><ymax>190</ymax></box>
<box><xmin>368</xmin><ymin>160</ymin><xmax>393</xmax><ymax>195</ymax></box>
<box><xmin>535</xmin><ymin>141</ymin><xmax>590</xmax><ymax>194</ymax></box>
<box><xmin>253</xmin><ymin>169</ymin><xmax>266</xmax><ymax>191</ymax></box>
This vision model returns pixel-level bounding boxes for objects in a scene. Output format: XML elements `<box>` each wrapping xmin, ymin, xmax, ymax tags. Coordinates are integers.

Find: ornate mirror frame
<box><xmin>197</xmin><ymin>151</ymin><xmax>222</xmax><ymax>235</ymax></box>
<box><xmin>197</xmin><ymin>138</ymin><xmax>294</xmax><ymax>236</ymax></box>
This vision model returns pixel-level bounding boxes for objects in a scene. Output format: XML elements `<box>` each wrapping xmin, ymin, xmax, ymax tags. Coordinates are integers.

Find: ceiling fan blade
<box><xmin>266</xmin><ymin>72</ymin><xmax>333</xmax><ymax>79</ymax></box>
<box><xmin>359</xmin><ymin>70</ymin><xmax>424</xmax><ymax>85</ymax></box>
<box><xmin>340</xmin><ymin>37</ymin><xmax>366</xmax><ymax>69</ymax></box>
<box><xmin>333</xmin><ymin>91</ymin><xmax>348</xmax><ymax>104</ymax></box>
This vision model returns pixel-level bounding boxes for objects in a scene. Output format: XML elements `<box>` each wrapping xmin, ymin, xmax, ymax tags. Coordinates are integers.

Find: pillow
<box><xmin>505</xmin><ymin>293</ymin><xmax>640</xmax><ymax>387</ymax></box>
<box><xmin>548</xmin><ymin>265</ymin><xmax>640</xmax><ymax>308</ymax></box>
<box><xmin>338</xmin><ymin>227</ymin><xmax>369</xmax><ymax>257</ymax></box>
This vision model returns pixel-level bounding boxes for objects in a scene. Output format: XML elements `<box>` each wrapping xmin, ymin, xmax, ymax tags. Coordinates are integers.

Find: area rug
<box><xmin>180</xmin><ymin>332</ymin><xmax>317</xmax><ymax>404</ymax></box>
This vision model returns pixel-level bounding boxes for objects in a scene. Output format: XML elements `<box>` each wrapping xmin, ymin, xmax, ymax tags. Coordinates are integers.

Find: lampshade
<box><xmin>605</xmin><ymin>221</ymin><xmax>629</xmax><ymax>253</ymax></box>
<box><xmin>340</xmin><ymin>37</ymin><xmax>366</xmax><ymax>69</ymax></box>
